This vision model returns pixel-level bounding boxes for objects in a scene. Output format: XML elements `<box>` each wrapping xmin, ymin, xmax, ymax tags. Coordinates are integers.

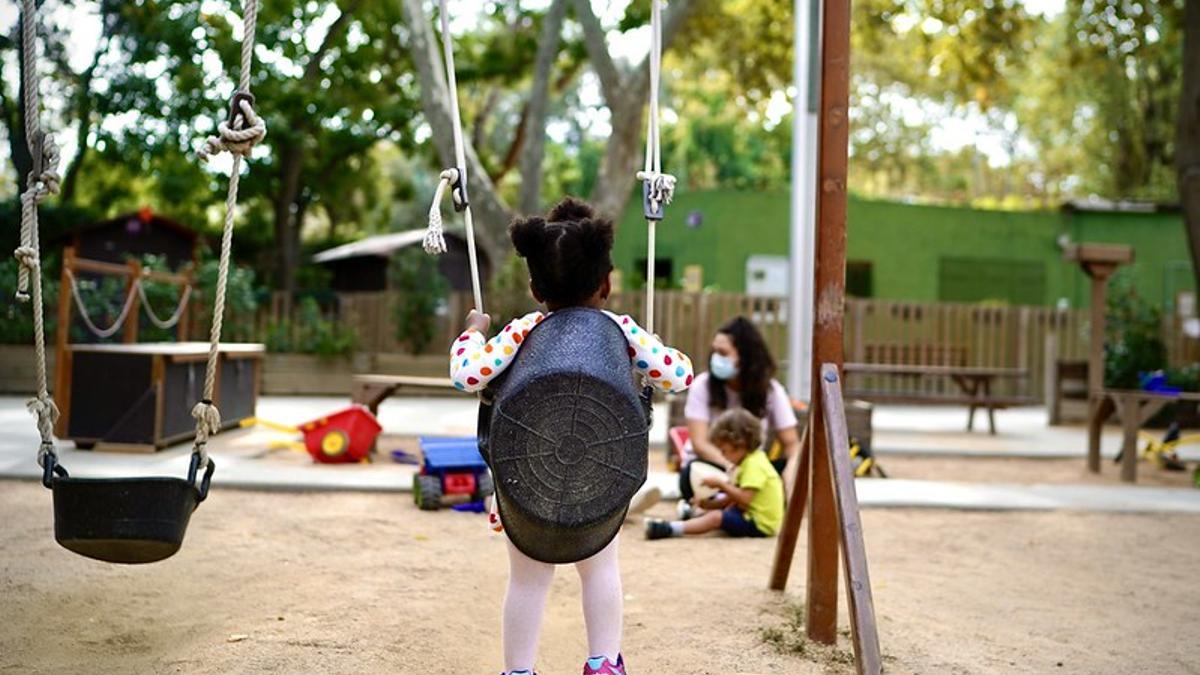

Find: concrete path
<box><xmin>3</xmin><ymin>396</ymin><xmax>1198</xmax><ymax>514</ymax></box>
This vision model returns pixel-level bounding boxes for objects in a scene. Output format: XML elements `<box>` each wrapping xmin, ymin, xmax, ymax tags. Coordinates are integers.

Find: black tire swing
<box><xmin>14</xmin><ymin>0</ymin><xmax>265</xmax><ymax>564</ymax></box>
<box><xmin>422</xmin><ymin>0</ymin><xmax>676</xmax><ymax>564</ymax></box>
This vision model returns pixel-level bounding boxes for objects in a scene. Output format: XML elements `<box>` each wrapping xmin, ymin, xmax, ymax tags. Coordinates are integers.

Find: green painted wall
<box><xmin>613</xmin><ymin>189</ymin><xmax>1194</xmax><ymax>309</ymax></box>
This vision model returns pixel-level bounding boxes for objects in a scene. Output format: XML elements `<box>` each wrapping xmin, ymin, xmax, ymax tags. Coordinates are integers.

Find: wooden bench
<box><xmin>351</xmin><ymin>374</ymin><xmax>455</xmax><ymax>415</ymax></box>
<box><xmin>843</xmin><ymin>363</ymin><xmax>1035</xmax><ymax>434</ymax></box>
<box><xmin>1047</xmin><ymin>359</ymin><xmax>1088</xmax><ymax>425</ymax></box>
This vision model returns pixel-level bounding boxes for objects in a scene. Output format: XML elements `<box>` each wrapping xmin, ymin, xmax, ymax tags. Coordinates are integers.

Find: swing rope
<box><xmin>14</xmin><ymin>0</ymin><xmax>63</xmax><ymax>470</ymax></box>
<box><xmin>64</xmin><ymin>269</ymin><xmax>142</xmax><ymax>339</ymax></box>
<box><xmin>636</xmin><ymin>0</ymin><xmax>675</xmax><ymax>335</ymax></box>
<box><xmin>136</xmin><ymin>280</ymin><xmax>192</xmax><ymax>330</ymax></box>
<box><xmin>422</xmin><ymin>0</ymin><xmax>484</xmax><ymax>314</ymax></box>
<box><xmin>192</xmin><ymin>0</ymin><xmax>266</xmax><ymax>471</ymax></box>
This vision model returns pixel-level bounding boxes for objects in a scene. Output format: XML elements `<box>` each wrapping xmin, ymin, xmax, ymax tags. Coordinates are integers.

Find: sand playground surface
<box><xmin>2</xmin><ymin>479</ymin><xmax>1199</xmax><ymax>674</ymax></box>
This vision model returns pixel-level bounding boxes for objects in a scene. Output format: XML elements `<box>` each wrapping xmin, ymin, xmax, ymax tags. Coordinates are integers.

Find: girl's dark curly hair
<box><xmin>508</xmin><ymin>197</ymin><xmax>614</xmax><ymax>307</ymax></box>
<box><xmin>707</xmin><ymin>316</ymin><xmax>776</xmax><ymax>417</ymax></box>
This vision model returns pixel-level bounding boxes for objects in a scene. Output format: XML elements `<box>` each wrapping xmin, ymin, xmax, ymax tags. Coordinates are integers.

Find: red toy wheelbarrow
<box><xmin>299</xmin><ymin>405</ymin><xmax>382</xmax><ymax>464</ymax></box>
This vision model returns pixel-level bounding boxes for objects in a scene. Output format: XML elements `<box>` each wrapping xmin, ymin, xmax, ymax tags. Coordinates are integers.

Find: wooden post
<box><xmin>124</xmin><ymin>258</ymin><xmax>142</xmax><ymax>344</ymax></box>
<box><xmin>54</xmin><ymin>246</ymin><xmax>76</xmax><ymax>437</ymax></box>
<box><xmin>819</xmin><ymin>364</ymin><xmax>882</xmax><ymax>674</ymax></box>
<box><xmin>769</xmin><ymin>423</ymin><xmax>812</xmax><ymax>589</ymax></box>
<box><xmin>767</xmin><ymin>0</ymin><xmax>852</xmax><ymax>649</ymax></box>
<box><xmin>805</xmin><ymin>0</ymin><xmax>852</xmax><ymax>643</ymax></box>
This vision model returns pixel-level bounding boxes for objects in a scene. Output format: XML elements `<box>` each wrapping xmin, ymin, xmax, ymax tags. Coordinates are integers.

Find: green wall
<box><xmin>613</xmin><ymin>190</ymin><xmax>1194</xmax><ymax>309</ymax></box>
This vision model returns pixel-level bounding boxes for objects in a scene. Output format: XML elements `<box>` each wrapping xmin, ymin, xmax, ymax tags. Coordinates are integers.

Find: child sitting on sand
<box><xmin>449</xmin><ymin>197</ymin><xmax>693</xmax><ymax>675</ymax></box>
<box><xmin>644</xmin><ymin>407</ymin><xmax>784</xmax><ymax>539</ymax></box>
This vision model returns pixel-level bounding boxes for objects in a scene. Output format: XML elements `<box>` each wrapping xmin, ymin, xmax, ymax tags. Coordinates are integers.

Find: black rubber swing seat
<box><xmin>478</xmin><ymin>308</ymin><xmax>652</xmax><ymax>564</ymax></box>
<box><xmin>43</xmin><ymin>453</ymin><xmax>214</xmax><ymax>564</ymax></box>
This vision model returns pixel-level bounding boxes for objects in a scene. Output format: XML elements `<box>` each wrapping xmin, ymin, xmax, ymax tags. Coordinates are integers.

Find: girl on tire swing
<box><xmin>449</xmin><ymin>197</ymin><xmax>693</xmax><ymax>675</ymax></box>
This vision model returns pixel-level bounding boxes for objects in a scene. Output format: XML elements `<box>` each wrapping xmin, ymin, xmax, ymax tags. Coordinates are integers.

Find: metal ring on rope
<box><xmin>189</xmin><ymin>0</ymin><xmax>266</xmax><ymax>474</ymax></box>
<box><xmin>420</xmin><ymin>0</ymin><xmax>484</xmax><ymax>314</ymax></box>
<box><xmin>637</xmin><ymin>0</ymin><xmax>673</xmax><ymax>335</ymax></box>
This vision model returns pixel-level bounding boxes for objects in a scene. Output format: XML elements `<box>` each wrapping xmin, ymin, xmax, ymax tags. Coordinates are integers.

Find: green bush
<box><xmin>264</xmin><ymin>297</ymin><xmax>357</xmax><ymax>359</ymax></box>
<box><xmin>1104</xmin><ymin>276</ymin><xmax>1167</xmax><ymax>389</ymax></box>
<box><xmin>390</xmin><ymin>247</ymin><xmax>447</xmax><ymax>354</ymax></box>
<box><xmin>0</xmin><ymin>257</ymin><xmax>59</xmax><ymax>344</ymax></box>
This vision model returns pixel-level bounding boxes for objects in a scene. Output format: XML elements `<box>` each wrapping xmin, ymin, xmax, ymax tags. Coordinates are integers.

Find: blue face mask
<box><xmin>710</xmin><ymin>353</ymin><xmax>739</xmax><ymax>380</ymax></box>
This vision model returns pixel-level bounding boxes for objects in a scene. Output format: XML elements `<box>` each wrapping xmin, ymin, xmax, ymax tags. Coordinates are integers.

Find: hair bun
<box><xmin>548</xmin><ymin>197</ymin><xmax>594</xmax><ymax>222</ymax></box>
<box><xmin>509</xmin><ymin>216</ymin><xmax>547</xmax><ymax>258</ymax></box>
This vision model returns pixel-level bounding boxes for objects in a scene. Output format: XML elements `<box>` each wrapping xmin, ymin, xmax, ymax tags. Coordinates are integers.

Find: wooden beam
<box><xmin>805</xmin><ymin>0</ymin><xmax>853</xmax><ymax>644</ymax></box>
<box><xmin>819</xmin><ymin>364</ymin><xmax>882</xmax><ymax>674</ymax></box>
<box><xmin>769</xmin><ymin>420</ymin><xmax>812</xmax><ymax>590</ymax></box>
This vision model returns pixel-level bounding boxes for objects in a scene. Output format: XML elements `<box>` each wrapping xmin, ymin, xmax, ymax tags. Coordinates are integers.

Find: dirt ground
<box><xmin>876</xmin><ymin>454</ymin><xmax>1199</xmax><ymax>488</ymax></box>
<box><xmin>2</xmin><ymin>481</ymin><xmax>1199</xmax><ymax>674</ymax></box>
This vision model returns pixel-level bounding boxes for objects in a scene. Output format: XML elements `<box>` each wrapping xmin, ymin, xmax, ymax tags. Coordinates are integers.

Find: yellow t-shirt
<box><xmin>734</xmin><ymin>449</ymin><xmax>785</xmax><ymax>535</ymax></box>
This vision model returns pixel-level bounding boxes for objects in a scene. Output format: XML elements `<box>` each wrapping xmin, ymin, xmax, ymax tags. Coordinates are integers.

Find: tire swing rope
<box><xmin>422</xmin><ymin>0</ymin><xmax>485</xmax><ymax>315</ymax></box>
<box><xmin>192</xmin><ymin>0</ymin><xmax>268</xmax><ymax>475</ymax></box>
<box><xmin>637</xmin><ymin>0</ymin><xmax>676</xmax><ymax>335</ymax></box>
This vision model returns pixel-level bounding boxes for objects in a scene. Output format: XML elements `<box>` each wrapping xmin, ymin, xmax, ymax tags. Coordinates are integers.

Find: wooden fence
<box><xmin>236</xmin><ymin>290</ymin><xmax>1196</xmax><ymax>403</ymax></box>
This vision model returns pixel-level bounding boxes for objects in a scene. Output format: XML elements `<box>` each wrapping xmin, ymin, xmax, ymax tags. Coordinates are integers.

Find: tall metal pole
<box><xmin>786</xmin><ymin>0</ymin><xmax>822</xmax><ymax>402</ymax></box>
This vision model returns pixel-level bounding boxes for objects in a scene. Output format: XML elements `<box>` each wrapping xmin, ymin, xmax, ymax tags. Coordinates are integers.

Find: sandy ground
<box><xmin>2</xmin><ymin>481</ymin><xmax>1200</xmax><ymax>674</ymax></box>
<box><xmin>876</xmin><ymin>454</ymin><xmax>1198</xmax><ymax>489</ymax></box>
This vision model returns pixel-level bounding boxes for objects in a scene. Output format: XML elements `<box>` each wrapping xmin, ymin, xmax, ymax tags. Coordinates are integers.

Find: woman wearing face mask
<box><xmin>678</xmin><ymin>316</ymin><xmax>801</xmax><ymax>502</ymax></box>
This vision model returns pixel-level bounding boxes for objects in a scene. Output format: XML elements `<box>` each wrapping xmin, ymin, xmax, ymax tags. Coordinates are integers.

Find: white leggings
<box><xmin>503</xmin><ymin>535</ymin><xmax>622</xmax><ymax>673</ymax></box>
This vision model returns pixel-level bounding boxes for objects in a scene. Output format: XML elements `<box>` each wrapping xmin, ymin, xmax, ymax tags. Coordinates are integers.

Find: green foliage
<box><xmin>0</xmin><ymin>258</ymin><xmax>59</xmax><ymax>345</ymax></box>
<box><xmin>193</xmin><ymin>256</ymin><xmax>261</xmax><ymax>343</ymax></box>
<box><xmin>264</xmin><ymin>297</ymin><xmax>357</xmax><ymax>359</ymax></box>
<box><xmin>390</xmin><ymin>248</ymin><xmax>448</xmax><ymax>355</ymax></box>
<box><xmin>1104</xmin><ymin>276</ymin><xmax>1167</xmax><ymax>389</ymax></box>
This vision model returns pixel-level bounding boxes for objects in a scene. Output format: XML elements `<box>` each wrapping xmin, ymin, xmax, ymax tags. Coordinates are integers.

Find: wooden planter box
<box><xmin>57</xmin><ymin>343</ymin><xmax>263</xmax><ymax>453</ymax></box>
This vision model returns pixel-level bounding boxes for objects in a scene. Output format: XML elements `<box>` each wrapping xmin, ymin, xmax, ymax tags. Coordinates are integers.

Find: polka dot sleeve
<box><xmin>449</xmin><ymin>311</ymin><xmax>545</xmax><ymax>393</ymax></box>
<box><xmin>603</xmin><ymin>311</ymin><xmax>694</xmax><ymax>393</ymax></box>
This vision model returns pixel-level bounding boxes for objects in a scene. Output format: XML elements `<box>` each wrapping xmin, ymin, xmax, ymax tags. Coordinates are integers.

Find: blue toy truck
<box><xmin>413</xmin><ymin>437</ymin><xmax>494</xmax><ymax>511</ymax></box>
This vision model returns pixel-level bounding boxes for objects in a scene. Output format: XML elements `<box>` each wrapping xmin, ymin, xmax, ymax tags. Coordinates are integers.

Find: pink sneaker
<box><xmin>583</xmin><ymin>654</ymin><xmax>626</xmax><ymax>674</ymax></box>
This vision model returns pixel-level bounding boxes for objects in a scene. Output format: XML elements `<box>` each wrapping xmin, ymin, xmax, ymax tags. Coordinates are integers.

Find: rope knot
<box><xmin>636</xmin><ymin>170</ymin><xmax>676</xmax><ymax>216</ymax></box>
<box><xmin>199</xmin><ymin>95</ymin><xmax>267</xmax><ymax>162</ymax></box>
<box><xmin>423</xmin><ymin>169</ymin><xmax>460</xmax><ymax>255</ymax></box>
<box><xmin>26</xmin><ymin>395</ymin><xmax>60</xmax><ymax>461</ymax></box>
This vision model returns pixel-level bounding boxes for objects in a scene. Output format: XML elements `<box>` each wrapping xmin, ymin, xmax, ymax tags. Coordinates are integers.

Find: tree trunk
<box><xmin>590</xmin><ymin>95</ymin><xmax>647</xmax><ymax>220</ymax></box>
<box><xmin>571</xmin><ymin>0</ymin><xmax>697</xmax><ymax>221</ymax></box>
<box><xmin>1179</xmin><ymin>0</ymin><xmax>1200</xmax><ymax>294</ymax></box>
<box><xmin>8</xmin><ymin>16</ymin><xmax>33</xmax><ymax>195</ymax></box>
<box><xmin>517</xmin><ymin>0</ymin><xmax>568</xmax><ymax>215</ymax></box>
<box><xmin>400</xmin><ymin>0</ymin><xmax>512</xmax><ymax>268</ymax></box>
<box><xmin>59</xmin><ymin>87</ymin><xmax>94</xmax><ymax>204</ymax></box>
<box><xmin>274</xmin><ymin>144</ymin><xmax>305</xmax><ymax>303</ymax></box>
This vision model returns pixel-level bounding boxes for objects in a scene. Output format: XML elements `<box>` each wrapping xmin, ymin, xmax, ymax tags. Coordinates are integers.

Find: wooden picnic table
<box><xmin>843</xmin><ymin>363</ymin><xmax>1033</xmax><ymax>435</ymax></box>
<box><xmin>1087</xmin><ymin>389</ymin><xmax>1200</xmax><ymax>483</ymax></box>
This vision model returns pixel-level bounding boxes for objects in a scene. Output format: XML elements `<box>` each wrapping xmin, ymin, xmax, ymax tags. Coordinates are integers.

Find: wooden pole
<box><xmin>820</xmin><ymin>364</ymin><xmax>882</xmax><ymax>674</ymax></box>
<box><xmin>124</xmin><ymin>258</ymin><xmax>141</xmax><ymax>344</ymax></box>
<box><xmin>769</xmin><ymin>421</ymin><xmax>812</xmax><ymax>589</ymax></box>
<box><xmin>54</xmin><ymin>246</ymin><xmax>76</xmax><ymax>437</ymax></box>
<box><xmin>804</xmin><ymin>0</ymin><xmax>852</xmax><ymax>644</ymax></box>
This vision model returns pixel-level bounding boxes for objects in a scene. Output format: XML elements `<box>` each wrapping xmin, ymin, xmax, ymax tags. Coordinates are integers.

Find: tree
<box><xmin>570</xmin><ymin>0</ymin><xmax>696</xmax><ymax>219</ymax></box>
<box><xmin>1180</xmin><ymin>0</ymin><xmax>1200</xmax><ymax>291</ymax></box>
